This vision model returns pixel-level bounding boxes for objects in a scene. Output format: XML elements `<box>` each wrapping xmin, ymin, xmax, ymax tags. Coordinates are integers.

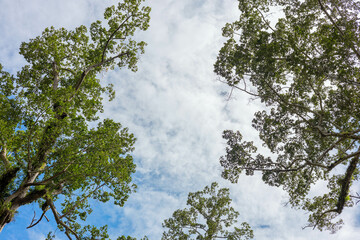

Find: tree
<box><xmin>214</xmin><ymin>0</ymin><xmax>360</xmax><ymax>233</ymax></box>
<box><xmin>0</xmin><ymin>0</ymin><xmax>150</xmax><ymax>239</ymax></box>
<box><xmin>162</xmin><ymin>182</ymin><xmax>253</xmax><ymax>240</ymax></box>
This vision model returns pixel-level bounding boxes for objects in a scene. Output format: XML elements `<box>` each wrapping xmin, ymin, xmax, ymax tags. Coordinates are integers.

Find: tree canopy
<box><xmin>162</xmin><ymin>182</ymin><xmax>253</xmax><ymax>240</ymax></box>
<box><xmin>0</xmin><ymin>0</ymin><xmax>150</xmax><ymax>239</ymax></box>
<box><xmin>215</xmin><ymin>0</ymin><xmax>360</xmax><ymax>233</ymax></box>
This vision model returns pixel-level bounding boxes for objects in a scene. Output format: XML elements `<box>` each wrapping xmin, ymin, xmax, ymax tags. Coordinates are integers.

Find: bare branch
<box><xmin>218</xmin><ymin>78</ymin><xmax>260</xmax><ymax>98</ymax></box>
<box><xmin>350</xmin><ymin>192</ymin><xmax>360</xmax><ymax>204</ymax></box>
<box><xmin>27</xmin><ymin>210</ymin><xmax>49</xmax><ymax>229</ymax></box>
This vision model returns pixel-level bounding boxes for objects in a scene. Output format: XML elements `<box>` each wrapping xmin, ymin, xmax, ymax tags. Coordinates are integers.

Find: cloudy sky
<box><xmin>0</xmin><ymin>0</ymin><xmax>360</xmax><ymax>239</ymax></box>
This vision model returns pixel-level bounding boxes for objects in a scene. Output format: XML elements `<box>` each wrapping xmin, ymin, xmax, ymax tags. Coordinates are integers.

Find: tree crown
<box><xmin>162</xmin><ymin>182</ymin><xmax>253</xmax><ymax>240</ymax></box>
<box><xmin>0</xmin><ymin>0</ymin><xmax>150</xmax><ymax>239</ymax></box>
<box><xmin>215</xmin><ymin>0</ymin><xmax>360</xmax><ymax>233</ymax></box>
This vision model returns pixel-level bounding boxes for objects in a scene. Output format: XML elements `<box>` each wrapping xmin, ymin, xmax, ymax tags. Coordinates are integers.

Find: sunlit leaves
<box><xmin>0</xmin><ymin>0</ymin><xmax>150</xmax><ymax>239</ymax></box>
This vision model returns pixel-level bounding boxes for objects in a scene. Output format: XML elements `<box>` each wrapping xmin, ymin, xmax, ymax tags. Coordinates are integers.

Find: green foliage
<box><xmin>162</xmin><ymin>182</ymin><xmax>253</xmax><ymax>240</ymax></box>
<box><xmin>117</xmin><ymin>236</ymin><xmax>148</xmax><ymax>240</ymax></box>
<box><xmin>215</xmin><ymin>0</ymin><xmax>360</xmax><ymax>233</ymax></box>
<box><xmin>0</xmin><ymin>0</ymin><xmax>150</xmax><ymax>239</ymax></box>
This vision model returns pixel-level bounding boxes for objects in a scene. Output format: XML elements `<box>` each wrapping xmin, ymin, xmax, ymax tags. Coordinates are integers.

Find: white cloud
<box><xmin>0</xmin><ymin>0</ymin><xmax>359</xmax><ymax>239</ymax></box>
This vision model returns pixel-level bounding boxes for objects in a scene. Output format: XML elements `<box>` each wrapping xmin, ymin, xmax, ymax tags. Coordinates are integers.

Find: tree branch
<box><xmin>12</xmin><ymin>189</ymin><xmax>47</xmax><ymax>207</ymax></box>
<box><xmin>317</xmin><ymin>0</ymin><xmax>360</xmax><ymax>60</ymax></box>
<box><xmin>60</xmin><ymin>183</ymin><xmax>106</xmax><ymax>219</ymax></box>
<box><xmin>182</xmin><ymin>225</ymin><xmax>204</xmax><ymax>237</ymax></box>
<box><xmin>47</xmin><ymin>197</ymin><xmax>80</xmax><ymax>240</ymax></box>
<box><xmin>59</xmin><ymin>67</ymin><xmax>76</xmax><ymax>75</ymax></box>
<box><xmin>52</xmin><ymin>61</ymin><xmax>59</xmax><ymax>90</ymax></box>
<box><xmin>0</xmin><ymin>167</ymin><xmax>20</xmax><ymax>197</ymax></box>
<box><xmin>27</xmin><ymin>210</ymin><xmax>49</xmax><ymax>229</ymax></box>
<box><xmin>102</xmin><ymin>14</ymin><xmax>132</xmax><ymax>62</ymax></box>
<box><xmin>72</xmin><ymin>51</ymin><xmax>130</xmax><ymax>95</ymax></box>
<box><xmin>236</xmin><ymin>164</ymin><xmax>307</xmax><ymax>173</ymax></box>
<box><xmin>314</xmin><ymin>137</ymin><xmax>347</xmax><ymax>168</ymax></box>
<box><xmin>335</xmin><ymin>154</ymin><xmax>359</xmax><ymax>213</ymax></box>
<box><xmin>219</xmin><ymin>78</ymin><xmax>260</xmax><ymax>98</ymax></box>
<box><xmin>315</xmin><ymin>125</ymin><xmax>360</xmax><ymax>140</ymax></box>
<box><xmin>0</xmin><ymin>147</ymin><xmax>10</xmax><ymax>170</ymax></box>
<box><xmin>25</xmin><ymin>160</ymin><xmax>74</xmax><ymax>187</ymax></box>
<box><xmin>350</xmin><ymin>192</ymin><xmax>360</xmax><ymax>204</ymax></box>
<box><xmin>327</xmin><ymin>148</ymin><xmax>360</xmax><ymax>171</ymax></box>
<box><xmin>309</xmin><ymin>154</ymin><xmax>360</xmax><ymax>230</ymax></box>
<box><xmin>304</xmin><ymin>159</ymin><xmax>328</xmax><ymax>169</ymax></box>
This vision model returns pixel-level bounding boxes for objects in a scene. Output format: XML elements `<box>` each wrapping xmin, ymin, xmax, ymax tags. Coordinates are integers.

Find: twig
<box><xmin>101</xmin><ymin>14</ymin><xmax>132</xmax><ymax>62</ymax></box>
<box><xmin>27</xmin><ymin>210</ymin><xmax>50</xmax><ymax>229</ymax></box>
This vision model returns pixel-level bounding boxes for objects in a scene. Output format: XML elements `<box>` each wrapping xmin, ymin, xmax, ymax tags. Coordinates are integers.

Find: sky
<box><xmin>0</xmin><ymin>0</ymin><xmax>360</xmax><ymax>239</ymax></box>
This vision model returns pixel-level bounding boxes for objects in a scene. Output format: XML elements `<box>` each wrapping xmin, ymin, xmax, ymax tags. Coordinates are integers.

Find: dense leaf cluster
<box><xmin>215</xmin><ymin>0</ymin><xmax>360</xmax><ymax>232</ymax></box>
<box><xmin>162</xmin><ymin>182</ymin><xmax>253</xmax><ymax>240</ymax></box>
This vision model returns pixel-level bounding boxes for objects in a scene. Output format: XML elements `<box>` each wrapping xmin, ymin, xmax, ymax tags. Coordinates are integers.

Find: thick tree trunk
<box><xmin>0</xmin><ymin>167</ymin><xmax>20</xmax><ymax>232</ymax></box>
<box><xmin>0</xmin><ymin>203</ymin><xmax>19</xmax><ymax>232</ymax></box>
<box><xmin>0</xmin><ymin>167</ymin><xmax>20</xmax><ymax>197</ymax></box>
<box><xmin>0</xmin><ymin>167</ymin><xmax>47</xmax><ymax>233</ymax></box>
<box><xmin>0</xmin><ymin>107</ymin><xmax>67</xmax><ymax>233</ymax></box>
<box><xmin>0</xmin><ymin>188</ymin><xmax>47</xmax><ymax>232</ymax></box>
